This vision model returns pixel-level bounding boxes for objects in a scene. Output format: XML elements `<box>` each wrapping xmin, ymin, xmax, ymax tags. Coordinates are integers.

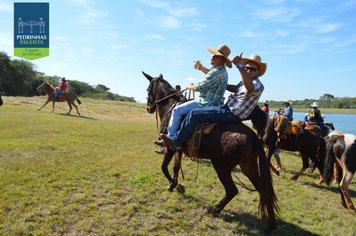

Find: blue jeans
<box><xmin>167</xmin><ymin>100</ymin><xmax>200</xmax><ymax>139</ymax></box>
<box><xmin>53</xmin><ymin>88</ymin><xmax>63</xmax><ymax>99</ymax></box>
<box><xmin>172</xmin><ymin>104</ymin><xmax>241</xmax><ymax>147</ymax></box>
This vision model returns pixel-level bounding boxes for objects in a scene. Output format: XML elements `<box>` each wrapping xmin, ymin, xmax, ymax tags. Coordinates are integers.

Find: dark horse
<box><xmin>323</xmin><ymin>132</ymin><xmax>356</xmax><ymax>213</ymax></box>
<box><xmin>37</xmin><ymin>82</ymin><xmax>81</xmax><ymax>115</ymax></box>
<box><xmin>263</xmin><ymin>114</ymin><xmax>326</xmax><ymax>181</ymax></box>
<box><xmin>143</xmin><ymin>71</ymin><xmax>278</xmax><ymax>230</ymax></box>
<box><xmin>0</xmin><ymin>94</ymin><xmax>3</xmax><ymax>107</ymax></box>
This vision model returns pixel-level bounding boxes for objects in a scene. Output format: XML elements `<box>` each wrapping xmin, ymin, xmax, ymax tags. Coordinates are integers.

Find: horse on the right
<box><xmin>323</xmin><ymin>131</ymin><xmax>356</xmax><ymax>213</ymax></box>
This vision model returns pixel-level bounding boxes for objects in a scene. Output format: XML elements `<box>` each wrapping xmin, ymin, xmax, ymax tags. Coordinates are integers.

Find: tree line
<box><xmin>0</xmin><ymin>51</ymin><xmax>136</xmax><ymax>102</ymax></box>
<box><xmin>262</xmin><ymin>94</ymin><xmax>356</xmax><ymax>110</ymax></box>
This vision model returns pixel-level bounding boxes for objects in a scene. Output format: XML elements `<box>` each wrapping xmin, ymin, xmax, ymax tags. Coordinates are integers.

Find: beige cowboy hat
<box><xmin>284</xmin><ymin>100</ymin><xmax>292</xmax><ymax>104</ymax></box>
<box><xmin>241</xmin><ymin>54</ymin><xmax>267</xmax><ymax>77</ymax></box>
<box><xmin>207</xmin><ymin>44</ymin><xmax>232</xmax><ymax>68</ymax></box>
<box><xmin>262</xmin><ymin>101</ymin><xmax>269</xmax><ymax>105</ymax></box>
<box><xmin>310</xmin><ymin>102</ymin><xmax>318</xmax><ymax>107</ymax></box>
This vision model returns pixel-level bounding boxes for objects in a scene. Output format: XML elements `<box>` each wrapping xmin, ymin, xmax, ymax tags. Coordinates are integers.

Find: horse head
<box><xmin>37</xmin><ymin>81</ymin><xmax>54</xmax><ymax>95</ymax></box>
<box><xmin>143</xmin><ymin>71</ymin><xmax>179</xmax><ymax>116</ymax></box>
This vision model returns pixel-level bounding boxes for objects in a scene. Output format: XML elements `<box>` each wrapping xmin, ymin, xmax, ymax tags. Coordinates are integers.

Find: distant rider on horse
<box><xmin>53</xmin><ymin>77</ymin><xmax>67</xmax><ymax>101</ymax></box>
<box><xmin>305</xmin><ymin>102</ymin><xmax>327</xmax><ymax>136</ymax></box>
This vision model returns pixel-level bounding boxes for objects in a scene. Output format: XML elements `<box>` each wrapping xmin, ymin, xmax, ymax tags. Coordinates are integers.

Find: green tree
<box><xmin>319</xmin><ymin>93</ymin><xmax>334</xmax><ymax>108</ymax></box>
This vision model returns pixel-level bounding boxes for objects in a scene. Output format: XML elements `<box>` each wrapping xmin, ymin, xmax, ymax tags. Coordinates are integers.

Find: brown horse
<box><xmin>304</xmin><ymin>122</ymin><xmax>335</xmax><ymax>137</ymax></box>
<box><xmin>37</xmin><ymin>82</ymin><xmax>81</xmax><ymax>115</ymax></box>
<box><xmin>143</xmin><ymin>71</ymin><xmax>278</xmax><ymax>230</ymax></box>
<box><xmin>263</xmin><ymin>114</ymin><xmax>326</xmax><ymax>181</ymax></box>
<box><xmin>323</xmin><ymin>132</ymin><xmax>356</xmax><ymax>213</ymax></box>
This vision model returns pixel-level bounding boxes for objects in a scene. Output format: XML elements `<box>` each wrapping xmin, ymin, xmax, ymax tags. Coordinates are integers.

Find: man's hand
<box><xmin>194</xmin><ymin>60</ymin><xmax>202</xmax><ymax>70</ymax></box>
<box><xmin>232</xmin><ymin>53</ymin><xmax>243</xmax><ymax>65</ymax></box>
<box><xmin>186</xmin><ymin>83</ymin><xmax>197</xmax><ymax>91</ymax></box>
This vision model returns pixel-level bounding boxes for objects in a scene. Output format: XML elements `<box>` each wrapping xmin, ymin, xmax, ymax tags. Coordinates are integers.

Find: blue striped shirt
<box><xmin>196</xmin><ymin>65</ymin><xmax>228</xmax><ymax>107</ymax></box>
<box><xmin>226</xmin><ymin>78</ymin><xmax>264</xmax><ymax>119</ymax></box>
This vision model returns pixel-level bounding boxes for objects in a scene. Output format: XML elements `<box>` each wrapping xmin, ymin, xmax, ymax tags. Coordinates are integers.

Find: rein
<box><xmin>147</xmin><ymin>88</ymin><xmax>188</xmax><ymax>111</ymax></box>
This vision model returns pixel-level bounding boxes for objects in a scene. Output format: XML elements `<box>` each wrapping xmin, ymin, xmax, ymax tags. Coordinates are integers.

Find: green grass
<box><xmin>0</xmin><ymin>96</ymin><xmax>355</xmax><ymax>235</ymax></box>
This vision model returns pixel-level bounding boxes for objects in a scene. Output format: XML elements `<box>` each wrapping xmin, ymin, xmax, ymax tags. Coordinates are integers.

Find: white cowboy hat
<box><xmin>207</xmin><ymin>44</ymin><xmax>232</xmax><ymax>68</ymax></box>
<box><xmin>310</xmin><ymin>102</ymin><xmax>318</xmax><ymax>107</ymax></box>
<box><xmin>241</xmin><ymin>54</ymin><xmax>267</xmax><ymax>77</ymax></box>
<box><xmin>284</xmin><ymin>100</ymin><xmax>291</xmax><ymax>104</ymax></box>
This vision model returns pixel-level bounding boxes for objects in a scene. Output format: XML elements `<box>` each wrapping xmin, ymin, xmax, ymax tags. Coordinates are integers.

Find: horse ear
<box><xmin>158</xmin><ymin>74</ymin><xmax>163</xmax><ymax>80</ymax></box>
<box><xmin>142</xmin><ymin>71</ymin><xmax>154</xmax><ymax>82</ymax></box>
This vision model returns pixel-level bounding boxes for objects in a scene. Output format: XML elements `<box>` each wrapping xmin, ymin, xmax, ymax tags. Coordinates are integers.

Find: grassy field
<box><xmin>0</xmin><ymin>96</ymin><xmax>355</xmax><ymax>235</ymax></box>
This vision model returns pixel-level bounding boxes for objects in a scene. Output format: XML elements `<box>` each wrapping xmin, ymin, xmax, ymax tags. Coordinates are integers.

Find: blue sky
<box><xmin>1</xmin><ymin>0</ymin><xmax>355</xmax><ymax>103</ymax></box>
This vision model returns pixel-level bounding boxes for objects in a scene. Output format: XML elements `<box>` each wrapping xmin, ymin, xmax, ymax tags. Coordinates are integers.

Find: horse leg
<box><xmin>173</xmin><ymin>150</ymin><xmax>185</xmax><ymax>193</ymax></box>
<box><xmin>38</xmin><ymin>99</ymin><xmax>51</xmax><ymax>111</ymax></box>
<box><xmin>207</xmin><ymin>160</ymin><xmax>238</xmax><ymax>213</ymax></box>
<box><xmin>266</xmin><ymin>147</ymin><xmax>280</xmax><ymax>176</ymax></box>
<box><xmin>161</xmin><ymin>148</ymin><xmax>176</xmax><ymax>192</ymax></box>
<box><xmin>339</xmin><ymin>169</ymin><xmax>355</xmax><ymax>213</ymax></box>
<box><xmin>66</xmin><ymin>101</ymin><xmax>72</xmax><ymax>115</ymax></box>
<box><xmin>72</xmin><ymin>102</ymin><xmax>80</xmax><ymax>116</ymax></box>
<box><xmin>291</xmin><ymin>152</ymin><xmax>308</xmax><ymax>180</ymax></box>
<box><xmin>52</xmin><ymin>100</ymin><xmax>56</xmax><ymax>112</ymax></box>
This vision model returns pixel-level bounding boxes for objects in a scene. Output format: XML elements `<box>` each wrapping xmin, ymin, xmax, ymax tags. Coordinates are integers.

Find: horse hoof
<box><xmin>167</xmin><ymin>181</ymin><xmax>177</xmax><ymax>192</ymax></box>
<box><xmin>176</xmin><ymin>184</ymin><xmax>185</xmax><ymax>194</ymax></box>
<box><xmin>206</xmin><ymin>206</ymin><xmax>221</xmax><ymax>214</ymax></box>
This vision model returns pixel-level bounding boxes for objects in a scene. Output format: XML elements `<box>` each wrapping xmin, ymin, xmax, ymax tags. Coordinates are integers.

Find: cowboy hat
<box><xmin>284</xmin><ymin>100</ymin><xmax>291</xmax><ymax>104</ymax></box>
<box><xmin>207</xmin><ymin>44</ymin><xmax>232</xmax><ymax>68</ymax></box>
<box><xmin>241</xmin><ymin>54</ymin><xmax>267</xmax><ymax>77</ymax></box>
<box><xmin>310</xmin><ymin>102</ymin><xmax>318</xmax><ymax>107</ymax></box>
<box><xmin>262</xmin><ymin>101</ymin><xmax>269</xmax><ymax>105</ymax></box>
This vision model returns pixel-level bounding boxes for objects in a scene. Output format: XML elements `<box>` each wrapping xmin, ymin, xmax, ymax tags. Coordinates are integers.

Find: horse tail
<box><xmin>75</xmin><ymin>95</ymin><xmax>82</xmax><ymax>105</ymax></box>
<box><xmin>255</xmin><ymin>136</ymin><xmax>279</xmax><ymax>229</ymax></box>
<box><xmin>323</xmin><ymin>136</ymin><xmax>337</xmax><ymax>185</ymax></box>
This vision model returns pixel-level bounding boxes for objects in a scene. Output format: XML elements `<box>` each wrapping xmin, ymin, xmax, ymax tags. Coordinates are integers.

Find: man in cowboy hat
<box><xmin>306</xmin><ymin>102</ymin><xmax>324</xmax><ymax>123</ymax></box>
<box><xmin>161</xmin><ymin>53</ymin><xmax>267</xmax><ymax>148</ymax></box>
<box><xmin>281</xmin><ymin>100</ymin><xmax>293</xmax><ymax>121</ymax></box>
<box><xmin>53</xmin><ymin>77</ymin><xmax>67</xmax><ymax>101</ymax></box>
<box><xmin>305</xmin><ymin>101</ymin><xmax>329</xmax><ymax>136</ymax></box>
<box><xmin>154</xmin><ymin>44</ymin><xmax>232</xmax><ymax>149</ymax></box>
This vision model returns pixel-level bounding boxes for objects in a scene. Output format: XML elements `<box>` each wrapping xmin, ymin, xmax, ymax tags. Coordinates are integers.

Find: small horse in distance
<box><xmin>0</xmin><ymin>94</ymin><xmax>3</xmax><ymax>107</ymax></box>
<box><xmin>263</xmin><ymin>114</ymin><xmax>326</xmax><ymax>181</ymax></box>
<box><xmin>37</xmin><ymin>81</ymin><xmax>81</xmax><ymax>115</ymax></box>
<box><xmin>143</xmin><ymin>71</ymin><xmax>278</xmax><ymax>231</ymax></box>
<box><xmin>323</xmin><ymin>131</ymin><xmax>356</xmax><ymax>213</ymax></box>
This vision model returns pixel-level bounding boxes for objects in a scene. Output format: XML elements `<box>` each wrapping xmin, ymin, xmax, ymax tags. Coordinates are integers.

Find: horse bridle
<box><xmin>146</xmin><ymin>78</ymin><xmax>186</xmax><ymax>112</ymax></box>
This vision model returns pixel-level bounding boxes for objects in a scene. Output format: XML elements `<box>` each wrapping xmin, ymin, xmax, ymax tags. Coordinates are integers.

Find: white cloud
<box><xmin>145</xmin><ymin>34</ymin><xmax>164</xmax><ymax>40</ymax></box>
<box><xmin>168</xmin><ymin>7</ymin><xmax>198</xmax><ymax>17</ymax></box>
<box><xmin>157</xmin><ymin>16</ymin><xmax>180</xmax><ymax>29</ymax></box>
<box><xmin>252</xmin><ymin>7</ymin><xmax>300</xmax><ymax>23</ymax></box>
<box><xmin>137</xmin><ymin>0</ymin><xmax>170</xmax><ymax>8</ymax></box>
<box><xmin>0</xmin><ymin>2</ymin><xmax>12</xmax><ymax>13</ymax></box>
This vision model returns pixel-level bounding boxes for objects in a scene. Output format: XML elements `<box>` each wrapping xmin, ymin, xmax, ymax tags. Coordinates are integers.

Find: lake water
<box><xmin>291</xmin><ymin>112</ymin><xmax>356</xmax><ymax>135</ymax></box>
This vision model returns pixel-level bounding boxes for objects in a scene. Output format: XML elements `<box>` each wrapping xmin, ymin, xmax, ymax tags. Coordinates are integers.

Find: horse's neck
<box><xmin>158</xmin><ymin>100</ymin><xmax>177</xmax><ymax>121</ymax></box>
<box><xmin>46</xmin><ymin>85</ymin><xmax>54</xmax><ymax>94</ymax></box>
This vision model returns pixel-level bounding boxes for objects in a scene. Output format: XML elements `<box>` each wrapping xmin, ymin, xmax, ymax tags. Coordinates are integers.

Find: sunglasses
<box><xmin>244</xmin><ymin>67</ymin><xmax>259</xmax><ymax>72</ymax></box>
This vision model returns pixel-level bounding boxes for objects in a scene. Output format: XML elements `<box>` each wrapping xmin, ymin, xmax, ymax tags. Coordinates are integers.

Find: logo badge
<box><xmin>14</xmin><ymin>3</ymin><xmax>49</xmax><ymax>60</ymax></box>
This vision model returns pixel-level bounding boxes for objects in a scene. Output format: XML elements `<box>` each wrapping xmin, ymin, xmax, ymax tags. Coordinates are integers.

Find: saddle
<box><xmin>275</xmin><ymin>115</ymin><xmax>304</xmax><ymax>140</ymax></box>
<box><xmin>185</xmin><ymin>123</ymin><xmax>218</xmax><ymax>159</ymax></box>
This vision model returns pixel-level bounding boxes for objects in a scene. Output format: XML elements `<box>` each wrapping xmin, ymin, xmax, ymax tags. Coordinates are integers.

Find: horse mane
<box><xmin>157</xmin><ymin>76</ymin><xmax>178</xmax><ymax>99</ymax></box>
<box><xmin>45</xmin><ymin>81</ymin><xmax>55</xmax><ymax>90</ymax></box>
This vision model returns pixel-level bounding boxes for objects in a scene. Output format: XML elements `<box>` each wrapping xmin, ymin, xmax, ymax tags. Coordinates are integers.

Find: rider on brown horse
<box><xmin>53</xmin><ymin>77</ymin><xmax>67</xmax><ymax>101</ymax></box>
